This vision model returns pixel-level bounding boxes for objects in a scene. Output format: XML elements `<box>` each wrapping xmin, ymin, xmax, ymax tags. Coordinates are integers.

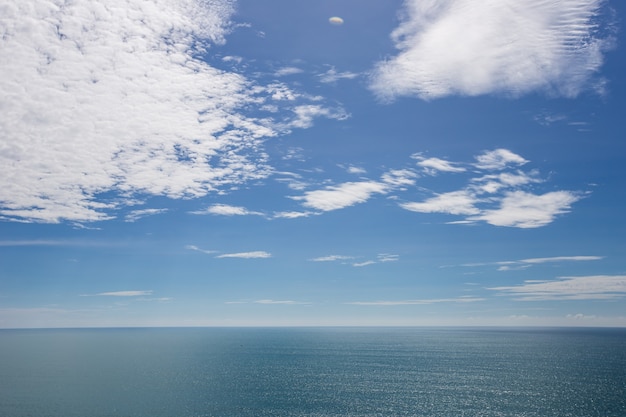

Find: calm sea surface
<box><xmin>0</xmin><ymin>327</ymin><xmax>625</xmax><ymax>417</ymax></box>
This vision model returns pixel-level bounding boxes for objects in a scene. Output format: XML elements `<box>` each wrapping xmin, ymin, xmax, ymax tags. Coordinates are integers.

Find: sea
<box><xmin>0</xmin><ymin>327</ymin><xmax>625</xmax><ymax>417</ymax></box>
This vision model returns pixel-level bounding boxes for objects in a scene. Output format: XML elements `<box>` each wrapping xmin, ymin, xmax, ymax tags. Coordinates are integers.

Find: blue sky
<box><xmin>1</xmin><ymin>0</ymin><xmax>625</xmax><ymax>328</ymax></box>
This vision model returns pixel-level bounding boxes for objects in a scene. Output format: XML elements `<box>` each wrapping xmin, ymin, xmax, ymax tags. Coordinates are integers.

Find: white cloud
<box><xmin>0</xmin><ymin>240</ymin><xmax>71</xmax><ymax>247</ymax></box>
<box><xmin>352</xmin><ymin>254</ymin><xmax>399</xmax><ymax>267</ymax></box>
<box><xmin>378</xmin><ymin>253</ymin><xmax>400</xmax><ymax>263</ymax></box>
<box><xmin>191</xmin><ymin>204</ymin><xmax>263</xmax><ymax>216</ymax></box>
<box><xmin>272</xmin><ymin>211</ymin><xmax>314</xmax><ymax>219</ymax></box>
<box><xmin>347</xmin><ymin>296</ymin><xmax>484</xmax><ymax>305</ymax></box>
<box><xmin>489</xmin><ymin>275</ymin><xmax>626</xmax><ymax>301</ymax></box>
<box><xmin>401</xmin><ymin>190</ymin><xmax>480</xmax><ymax>215</ymax></box>
<box><xmin>353</xmin><ymin>261</ymin><xmax>377</xmax><ymax>268</ymax></box>
<box><xmin>186</xmin><ymin>245</ymin><xmax>217</xmax><ymax>255</ymax></box>
<box><xmin>399</xmin><ymin>150</ymin><xmax>582</xmax><ymax>228</ymax></box>
<box><xmin>216</xmin><ymin>251</ymin><xmax>272</xmax><ymax>259</ymax></box>
<box><xmin>415</xmin><ymin>157</ymin><xmax>466</xmax><ymax>174</ymax></box>
<box><xmin>381</xmin><ymin>169</ymin><xmax>418</xmax><ymax>187</ymax></box>
<box><xmin>469</xmin><ymin>190</ymin><xmax>581</xmax><ymax>228</ymax></box>
<box><xmin>85</xmin><ymin>291</ymin><xmax>153</xmax><ymax>297</ymax></box>
<box><xmin>292</xmin><ymin>181</ymin><xmax>388</xmax><ymax>211</ymax></box>
<box><xmin>471</xmin><ymin>171</ymin><xmax>541</xmax><ymax>194</ymax></box>
<box><xmin>0</xmin><ymin>0</ymin><xmax>341</xmax><ymax>223</ymax></box>
<box><xmin>310</xmin><ymin>255</ymin><xmax>354</xmax><ymax>262</ymax></box>
<box><xmin>521</xmin><ymin>256</ymin><xmax>604</xmax><ymax>264</ymax></box>
<box><xmin>464</xmin><ymin>255</ymin><xmax>603</xmax><ymax>270</ymax></box>
<box><xmin>254</xmin><ymin>299</ymin><xmax>310</xmax><ymax>305</ymax></box>
<box><xmin>274</xmin><ymin>66</ymin><xmax>303</xmax><ymax>77</ymax></box>
<box><xmin>346</xmin><ymin>166</ymin><xmax>367</xmax><ymax>175</ymax></box>
<box><xmin>370</xmin><ymin>0</ymin><xmax>613</xmax><ymax>100</ymax></box>
<box><xmin>473</xmin><ymin>149</ymin><xmax>528</xmax><ymax>170</ymax></box>
<box><xmin>318</xmin><ymin>67</ymin><xmax>359</xmax><ymax>83</ymax></box>
<box><xmin>124</xmin><ymin>208</ymin><xmax>168</xmax><ymax>222</ymax></box>
<box><xmin>285</xmin><ymin>105</ymin><xmax>349</xmax><ymax>129</ymax></box>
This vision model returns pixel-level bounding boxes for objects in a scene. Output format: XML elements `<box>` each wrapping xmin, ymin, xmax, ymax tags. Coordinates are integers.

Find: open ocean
<box><xmin>0</xmin><ymin>327</ymin><xmax>625</xmax><ymax>417</ymax></box>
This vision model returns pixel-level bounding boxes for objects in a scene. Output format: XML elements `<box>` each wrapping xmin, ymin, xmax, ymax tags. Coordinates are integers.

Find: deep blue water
<box><xmin>0</xmin><ymin>327</ymin><xmax>625</xmax><ymax>417</ymax></box>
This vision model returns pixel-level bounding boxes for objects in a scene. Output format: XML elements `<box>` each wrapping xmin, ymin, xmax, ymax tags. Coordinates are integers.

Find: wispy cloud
<box><xmin>353</xmin><ymin>253</ymin><xmax>400</xmax><ymax>267</ymax></box>
<box><xmin>187</xmin><ymin>246</ymin><xmax>271</xmax><ymax>259</ymax></box>
<box><xmin>272</xmin><ymin>211</ymin><xmax>314</xmax><ymax>219</ymax></box>
<box><xmin>190</xmin><ymin>204</ymin><xmax>263</xmax><ymax>217</ymax></box>
<box><xmin>310</xmin><ymin>255</ymin><xmax>354</xmax><ymax>262</ymax></box>
<box><xmin>370</xmin><ymin>0</ymin><xmax>614</xmax><ymax>100</ymax></box>
<box><xmin>0</xmin><ymin>240</ymin><xmax>71</xmax><ymax>247</ymax></box>
<box><xmin>124</xmin><ymin>209</ymin><xmax>168</xmax><ymax>222</ymax></box>
<box><xmin>82</xmin><ymin>291</ymin><xmax>153</xmax><ymax>297</ymax></box>
<box><xmin>185</xmin><ymin>245</ymin><xmax>218</xmax><ymax>255</ymax></box>
<box><xmin>414</xmin><ymin>156</ymin><xmax>466</xmax><ymax>174</ymax></box>
<box><xmin>254</xmin><ymin>299</ymin><xmax>311</xmax><ymax>305</ymax></box>
<box><xmin>285</xmin><ymin>105</ymin><xmax>349</xmax><ymax>130</ymax></box>
<box><xmin>347</xmin><ymin>296</ymin><xmax>484</xmax><ymax>305</ymax></box>
<box><xmin>521</xmin><ymin>256</ymin><xmax>604</xmax><ymax>264</ymax></box>
<box><xmin>275</xmin><ymin>67</ymin><xmax>304</xmax><ymax>77</ymax></box>
<box><xmin>318</xmin><ymin>67</ymin><xmax>359</xmax><ymax>84</ymax></box>
<box><xmin>353</xmin><ymin>261</ymin><xmax>377</xmax><ymax>268</ymax></box>
<box><xmin>464</xmin><ymin>255</ymin><xmax>604</xmax><ymax>271</ymax></box>
<box><xmin>489</xmin><ymin>275</ymin><xmax>626</xmax><ymax>301</ymax></box>
<box><xmin>216</xmin><ymin>251</ymin><xmax>272</xmax><ymax>259</ymax></box>
<box><xmin>0</xmin><ymin>0</ymin><xmax>342</xmax><ymax>223</ymax></box>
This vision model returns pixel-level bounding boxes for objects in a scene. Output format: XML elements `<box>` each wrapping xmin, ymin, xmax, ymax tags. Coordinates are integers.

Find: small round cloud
<box><xmin>328</xmin><ymin>16</ymin><xmax>344</xmax><ymax>25</ymax></box>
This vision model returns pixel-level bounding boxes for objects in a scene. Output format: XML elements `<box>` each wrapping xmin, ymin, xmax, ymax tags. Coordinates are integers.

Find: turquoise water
<box><xmin>1</xmin><ymin>327</ymin><xmax>625</xmax><ymax>416</ymax></box>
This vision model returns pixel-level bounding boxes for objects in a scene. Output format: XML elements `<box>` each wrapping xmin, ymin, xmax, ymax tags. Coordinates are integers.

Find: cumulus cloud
<box><xmin>489</xmin><ymin>275</ymin><xmax>626</xmax><ymax>301</ymax></box>
<box><xmin>216</xmin><ymin>251</ymin><xmax>272</xmax><ymax>259</ymax></box>
<box><xmin>0</xmin><ymin>0</ymin><xmax>341</xmax><ymax>223</ymax></box>
<box><xmin>401</xmin><ymin>190</ymin><xmax>480</xmax><ymax>216</ymax></box>
<box><xmin>292</xmin><ymin>181</ymin><xmax>388</xmax><ymax>211</ymax></box>
<box><xmin>370</xmin><ymin>0</ymin><xmax>614</xmax><ymax>100</ymax></box>
<box><xmin>469</xmin><ymin>190</ymin><xmax>581</xmax><ymax>228</ymax></box>
<box><xmin>399</xmin><ymin>149</ymin><xmax>582</xmax><ymax>228</ymax></box>
<box><xmin>473</xmin><ymin>149</ymin><xmax>528</xmax><ymax>170</ymax></box>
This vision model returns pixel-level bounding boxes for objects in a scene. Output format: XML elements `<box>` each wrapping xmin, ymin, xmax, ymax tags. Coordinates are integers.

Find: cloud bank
<box><xmin>0</xmin><ymin>0</ymin><xmax>340</xmax><ymax>223</ymax></box>
<box><xmin>370</xmin><ymin>0</ymin><xmax>613</xmax><ymax>100</ymax></box>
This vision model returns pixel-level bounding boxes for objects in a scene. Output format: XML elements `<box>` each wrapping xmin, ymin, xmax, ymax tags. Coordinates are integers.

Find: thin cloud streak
<box><xmin>489</xmin><ymin>275</ymin><xmax>626</xmax><ymax>301</ymax></box>
<box><xmin>81</xmin><ymin>291</ymin><xmax>154</xmax><ymax>297</ymax></box>
<box><xmin>347</xmin><ymin>297</ymin><xmax>485</xmax><ymax>305</ymax></box>
<box><xmin>216</xmin><ymin>251</ymin><xmax>272</xmax><ymax>259</ymax></box>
